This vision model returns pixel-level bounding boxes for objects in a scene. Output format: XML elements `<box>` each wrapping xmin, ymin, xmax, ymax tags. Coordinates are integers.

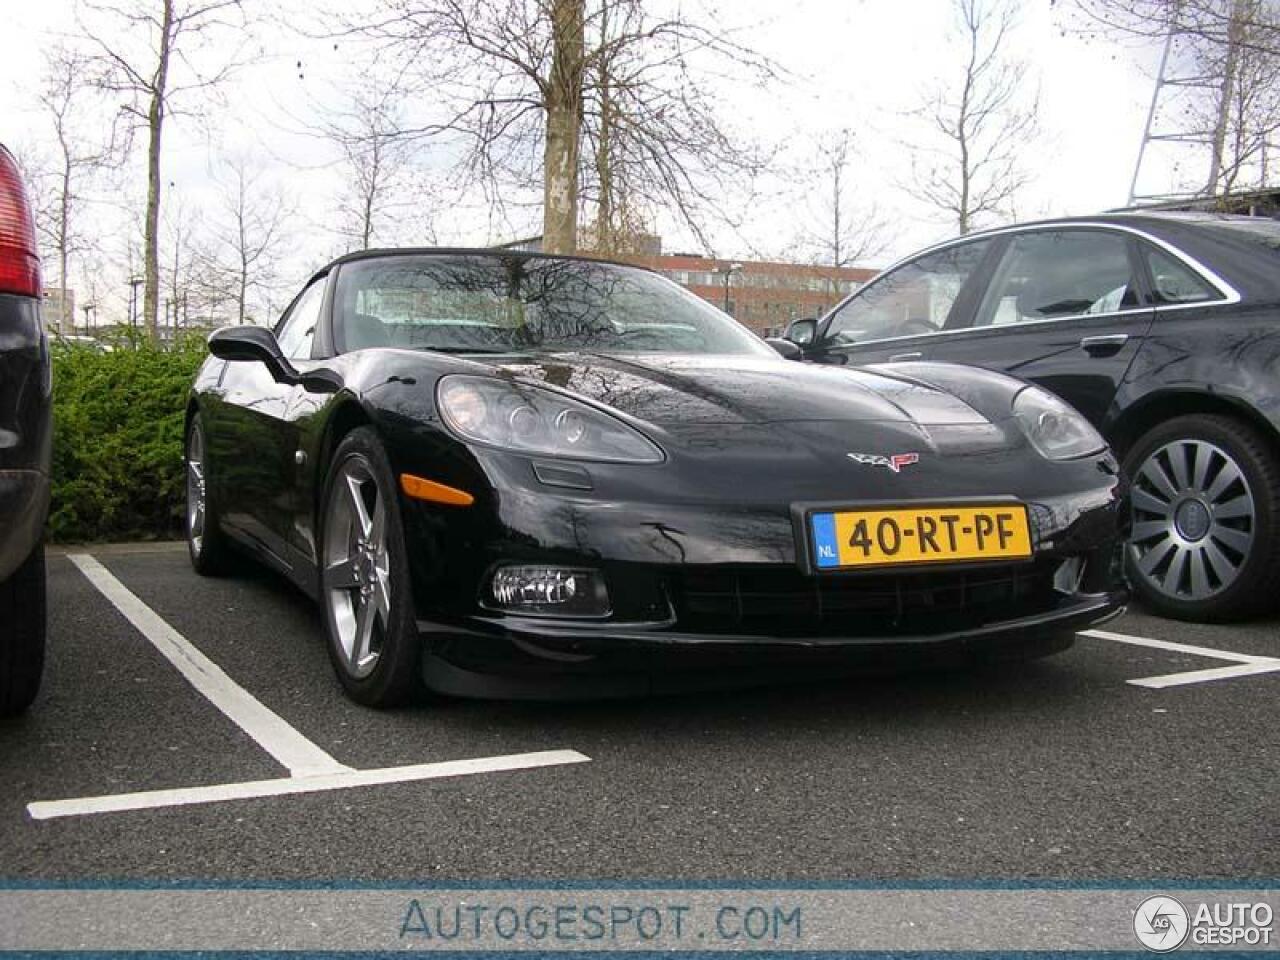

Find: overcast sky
<box><xmin>0</xmin><ymin>0</ymin><xmax>1183</xmax><ymax>324</ymax></box>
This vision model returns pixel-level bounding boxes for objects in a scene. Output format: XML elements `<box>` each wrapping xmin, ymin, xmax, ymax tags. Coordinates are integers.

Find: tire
<box><xmin>319</xmin><ymin>427</ymin><xmax>423</xmax><ymax>707</ymax></box>
<box><xmin>1122</xmin><ymin>413</ymin><xmax>1280</xmax><ymax>621</ymax></box>
<box><xmin>186</xmin><ymin>413</ymin><xmax>233</xmax><ymax>575</ymax></box>
<box><xmin>0</xmin><ymin>542</ymin><xmax>46</xmax><ymax>717</ymax></box>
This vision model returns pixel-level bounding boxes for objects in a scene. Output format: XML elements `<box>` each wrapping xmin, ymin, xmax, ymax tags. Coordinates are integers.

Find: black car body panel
<box><xmin>800</xmin><ymin>212</ymin><xmax>1280</xmax><ymax>446</ymax></box>
<box><xmin>191</xmin><ymin>249</ymin><xmax>1127</xmax><ymax>696</ymax></box>
<box><xmin>0</xmin><ymin>292</ymin><xmax>51</xmax><ymax>581</ymax></box>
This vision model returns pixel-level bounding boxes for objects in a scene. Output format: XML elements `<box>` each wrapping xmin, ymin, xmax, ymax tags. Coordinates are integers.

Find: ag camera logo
<box><xmin>1133</xmin><ymin>896</ymin><xmax>1189</xmax><ymax>952</ymax></box>
<box><xmin>1134</xmin><ymin>896</ymin><xmax>1276</xmax><ymax>951</ymax></box>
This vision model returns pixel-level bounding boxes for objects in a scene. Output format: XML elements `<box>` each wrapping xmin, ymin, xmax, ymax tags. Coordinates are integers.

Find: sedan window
<box><xmin>972</xmin><ymin>230</ymin><xmax>1138</xmax><ymax>327</ymax></box>
<box><xmin>824</xmin><ymin>239</ymin><xmax>992</xmax><ymax>345</ymax></box>
<box><xmin>1143</xmin><ymin>245</ymin><xmax>1219</xmax><ymax>304</ymax></box>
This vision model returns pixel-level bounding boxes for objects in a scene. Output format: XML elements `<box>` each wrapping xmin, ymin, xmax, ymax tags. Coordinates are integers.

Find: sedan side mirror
<box><xmin>209</xmin><ymin>326</ymin><xmax>301</xmax><ymax>385</ymax></box>
<box><xmin>784</xmin><ymin>318</ymin><xmax>817</xmax><ymax>346</ymax></box>
<box><xmin>765</xmin><ymin>337</ymin><xmax>803</xmax><ymax>360</ymax></box>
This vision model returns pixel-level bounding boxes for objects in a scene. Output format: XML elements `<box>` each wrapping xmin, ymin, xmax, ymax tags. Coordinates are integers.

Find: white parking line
<box><xmin>31</xmin><ymin>553</ymin><xmax>592</xmax><ymax>820</ymax></box>
<box><xmin>67</xmin><ymin>553</ymin><xmax>351</xmax><ymax>778</ymax></box>
<box><xmin>1079</xmin><ymin>628</ymin><xmax>1280</xmax><ymax>688</ymax></box>
<box><xmin>1079</xmin><ymin>628</ymin><xmax>1276</xmax><ymax>663</ymax></box>
<box><xmin>1127</xmin><ymin>661</ymin><xmax>1280</xmax><ymax>689</ymax></box>
<box><xmin>26</xmin><ymin>751</ymin><xmax>591</xmax><ymax>821</ymax></box>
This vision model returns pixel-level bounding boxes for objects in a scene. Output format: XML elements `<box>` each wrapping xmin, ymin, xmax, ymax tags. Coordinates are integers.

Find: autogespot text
<box><xmin>399</xmin><ymin>899</ymin><xmax>803</xmax><ymax>945</ymax></box>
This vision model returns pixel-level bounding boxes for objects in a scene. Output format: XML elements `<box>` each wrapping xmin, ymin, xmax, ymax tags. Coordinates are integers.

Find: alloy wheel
<box><xmin>186</xmin><ymin>423</ymin><xmax>207</xmax><ymax>556</ymax></box>
<box><xmin>1128</xmin><ymin>438</ymin><xmax>1255</xmax><ymax>602</ymax></box>
<box><xmin>323</xmin><ymin>456</ymin><xmax>392</xmax><ymax>680</ymax></box>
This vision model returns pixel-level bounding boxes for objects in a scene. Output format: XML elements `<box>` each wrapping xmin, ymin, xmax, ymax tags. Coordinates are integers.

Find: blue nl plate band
<box><xmin>811</xmin><ymin>512</ymin><xmax>840</xmax><ymax>570</ymax></box>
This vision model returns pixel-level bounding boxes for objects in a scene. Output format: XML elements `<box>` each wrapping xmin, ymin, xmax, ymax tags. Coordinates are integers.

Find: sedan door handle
<box><xmin>888</xmin><ymin>351</ymin><xmax>923</xmax><ymax>362</ymax></box>
<box><xmin>1079</xmin><ymin>333</ymin><xmax>1129</xmax><ymax>356</ymax></box>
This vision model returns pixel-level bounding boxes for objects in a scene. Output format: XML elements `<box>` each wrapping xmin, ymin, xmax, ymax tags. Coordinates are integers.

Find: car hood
<box><xmin>488</xmin><ymin>352</ymin><xmax>997</xmax><ymax>428</ymax></box>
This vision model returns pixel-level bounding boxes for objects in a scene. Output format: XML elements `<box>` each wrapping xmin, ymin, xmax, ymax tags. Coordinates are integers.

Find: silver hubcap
<box><xmin>323</xmin><ymin>457</ymin><xmax>391</xmax><ymax>680</ymax></box>
<box><xmin>1129</xmin><ymin>438</ymin><xmax>1255</xmax><ymax>602</ymax></box>
<box><xmin>187</xmin><ymin>424</ymin><xmax>207</xmax><ymax>556</ymax></box>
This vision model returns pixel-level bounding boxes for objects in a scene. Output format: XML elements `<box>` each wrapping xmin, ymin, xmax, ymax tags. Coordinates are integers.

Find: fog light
<box><xmin>485</xmin><ymin>566</ymin><xmax>610</xmax><ymax>617</ymax></box>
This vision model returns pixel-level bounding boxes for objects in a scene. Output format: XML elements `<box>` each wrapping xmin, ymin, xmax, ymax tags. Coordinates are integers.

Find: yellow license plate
<box><xmin>809</xmin><ymin>503</ymin><xmax>1032</xmax><ymax>571</ymax></box>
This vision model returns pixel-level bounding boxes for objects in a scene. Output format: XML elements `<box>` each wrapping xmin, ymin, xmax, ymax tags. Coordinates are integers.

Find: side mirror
<box><xmin>784</xmin><ymin>318</ymin><xmax>817</xmax><ymax>346</ymax></box>
<box><xmin>209</xmin><ymin>326</ymin><xmax>299</xmax><ymax>385</ymax></box>
<box><xmin>765</xmin><ymin>337</ymin><xmax>803</xmax><ymax>360</ymax></box>
<box><xmin>209</xmin><ymin>326</ymin><xmax>342</xmax><ymax>393</ymax></box>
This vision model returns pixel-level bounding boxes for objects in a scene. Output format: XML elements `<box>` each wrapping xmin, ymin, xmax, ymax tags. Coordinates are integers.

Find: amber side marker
<box><xmin>399</xmin><ymin>474</ymin><xmax>475</xmax><ymax>506</ymax></box>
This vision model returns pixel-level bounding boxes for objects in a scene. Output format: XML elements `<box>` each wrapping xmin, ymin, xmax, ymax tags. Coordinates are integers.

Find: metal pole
<box><xmin>128</xmin><ymin>277</ymin><xmax>143</xmax><ymax>345</ymax></box>
<box><xmin>1129</xmin><ymin>27</ymin><xmax>1177</xmax><ymax>206</ymax></box>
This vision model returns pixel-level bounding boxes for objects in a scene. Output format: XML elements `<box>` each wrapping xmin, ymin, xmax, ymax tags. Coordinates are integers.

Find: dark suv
<box><xmin>784</xmin><ymin>213</ymin><xmax>1280</xmax><ymax>623</ymax></box>
<box><xmin>0</xmin><ymin>144</ymin><xmax>51</xmax><ymax>715</ymax></box>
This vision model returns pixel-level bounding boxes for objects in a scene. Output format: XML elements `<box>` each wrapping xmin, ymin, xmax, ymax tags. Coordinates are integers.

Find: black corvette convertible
<box><xmin>187</xmin><ymin>249</ymin><xmax>1127</xmax><ymax>705</ymax></box>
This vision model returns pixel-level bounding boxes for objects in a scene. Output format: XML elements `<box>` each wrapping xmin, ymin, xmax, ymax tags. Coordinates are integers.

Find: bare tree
<box><xmin>204</xmin><ymin>158</ymin><xmax>295</xmax><ymax>325</ymax></box>
<box><xmin>160</xmin><ymin>195</ymin><xmax>209</xmax><ymax>331</ymax></box>
<box><xmin>912</xmin><ymin>0</ymin><xmax>1038</xmax><ymax>234</ymax></box>
<box><xmin>577</xmin><ymin>0</ymin><xmax>774</xmax><ymax>255</ymax></box>
<box><xmin>79</xmin><ymin>0</ymin><xmax>248</xmax><ymax>341</ymax></box>
<box><xmin>29</xmin><ymin>46</ymin><xmax>121</xmax><ymax>334</ymax></box>
<box><xmin>799</xmin><ymin>129</ymin><xmax>891</xmax><ymax>272</ymax></box>
<box><xmin>1213</xmin><ymin>6</ymin><xmax>1280</xmax><ymax>192</ymax></box>
<box><xmin>345</xmin><ymin>0</ymin><xmax>774</xmax><ymax>254</ymax></box>
<box><xmin>1070</xmin><ymin>0</ymin><xmax>1280</xmax><ymax>56</ymax></box>
<box><xmin>308</xmin><ymin>76</ymin><xmax>433</xmax><ymax>251</ymax></box>
<box><xmin>1070</xmin><ymin>0</ymin><xmax>1280</xmax><ymax>197</ymax></box>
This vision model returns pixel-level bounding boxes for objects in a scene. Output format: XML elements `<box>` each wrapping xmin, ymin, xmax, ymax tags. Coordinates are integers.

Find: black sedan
<box><xmin>784</xmin><ymin>212</ymin><xmax>1280</xmax><ymax>622</ymax></box>
<box><xmin>188</xmin><ymin>249</ymin><xmax>1126</xmax><ymax>705</ymax></box>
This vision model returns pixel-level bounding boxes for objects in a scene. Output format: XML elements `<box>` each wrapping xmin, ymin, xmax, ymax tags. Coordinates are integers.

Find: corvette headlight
<box><xmin>1012</xmin><ymin>386</ymin><xmax>1106</xmax><ymax>461</ymax></box>
<box><xmin>437</xmin><ymin>375</ymin><xmax>664</xmax><ymax>463</ymax></box>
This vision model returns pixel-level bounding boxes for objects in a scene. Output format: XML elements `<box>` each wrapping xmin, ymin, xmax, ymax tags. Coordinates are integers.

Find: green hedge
<box><xmin>50</xmin><ymin>336</ymin><xmax>208</xmax><ymax>543</ymax></box>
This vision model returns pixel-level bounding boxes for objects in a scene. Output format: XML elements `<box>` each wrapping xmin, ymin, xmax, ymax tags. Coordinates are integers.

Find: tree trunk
<box><xmin>542</xmin><ymin>0</ymin><xmax>584</xmax><ymax>255</ymax></box>
<box><xmin>957</xmin><ymin>0</ymin><xmax>977</xmax><ymax>235</ymax></box>
<box><xmin>142</xmin><ymin>0</ymin><xmax>174</xmax><ymax>343</ymax></box>
<box><xmin>238</xmin><ymin>185</ymin><xmax>248</xmax><ymax>324</ymax></box>
<box><xmin>170</xmin><ymin>232</ymin><xmax>180</xmax><ymax>331</ymax></box>
<box><xmin>594</xmin><ymin>0</ymin><xmax>613</xmax><ymax>253</ymax></box>
<box><xmin>1208</xmin><ymin>0</ymin><xmax>1248</xmax><ymax>196</ymax></box>
<box><xmin>362</xmin><ymin>188</ymin><xmax>374</xmax><ymax>249</ymax></box>
<box><xmin>58</xmin><ymin>162</ymin><xmax>70</xmax><ymax>335</ymax></box>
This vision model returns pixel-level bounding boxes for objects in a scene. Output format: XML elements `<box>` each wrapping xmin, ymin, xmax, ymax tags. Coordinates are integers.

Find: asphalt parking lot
<box><xmin>1</xmin><ymin>542</ymin><xmax>1277</xmax><ymax>882</ymax></box>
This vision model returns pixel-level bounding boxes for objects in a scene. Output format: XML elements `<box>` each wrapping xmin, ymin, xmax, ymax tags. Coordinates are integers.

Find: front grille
<box><xmin>670</xmin><ymin>560</ymin><xmax>1062</xmax><ymax>637</ymax></box>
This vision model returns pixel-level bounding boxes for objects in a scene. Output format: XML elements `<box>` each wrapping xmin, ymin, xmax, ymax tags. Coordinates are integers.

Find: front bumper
<box><xmin>411</xmin><ymin>532</ymin><xmax>1126</xmax><ymax>698</ymax></box>
<box><xmin>396</xmin><ymin>440</ymin><xmax>1128</xmax><ymax>698</ymax></box>
<box><xmin>418</xmin><ymin>585</ymin><xmax>1125</xmax><ymax>698</ymax></box>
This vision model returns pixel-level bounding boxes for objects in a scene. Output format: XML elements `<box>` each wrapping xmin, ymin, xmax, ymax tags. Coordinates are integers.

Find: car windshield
<box><xmin>333</xmin><ymin>254</ymin><xmax>775</xmax><ymax>357</ymax></box>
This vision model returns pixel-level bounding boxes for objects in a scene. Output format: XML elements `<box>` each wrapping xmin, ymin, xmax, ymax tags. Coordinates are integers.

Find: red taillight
<box><xmin>0</xmin><ymin>145</ymin><xmax>40</xmax><ymax>298</ymax></box>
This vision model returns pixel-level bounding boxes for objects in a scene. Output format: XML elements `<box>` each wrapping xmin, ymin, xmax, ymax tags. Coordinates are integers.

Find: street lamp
<box><xmin>715</xmin><ymin>261</ymin><xmax>744</xmax><ymax>314</ymax></box>
<box><xmin>127</xmin><ymin>276</ymin><xmax>143</xmax><ymax>343</ymax></box>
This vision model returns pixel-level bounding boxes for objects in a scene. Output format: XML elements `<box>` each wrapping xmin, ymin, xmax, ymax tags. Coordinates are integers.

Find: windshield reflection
<box><xmin>333</xmin><ymin>253</ymin><xmax>774</xmax><ymax>357</ymax></box>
